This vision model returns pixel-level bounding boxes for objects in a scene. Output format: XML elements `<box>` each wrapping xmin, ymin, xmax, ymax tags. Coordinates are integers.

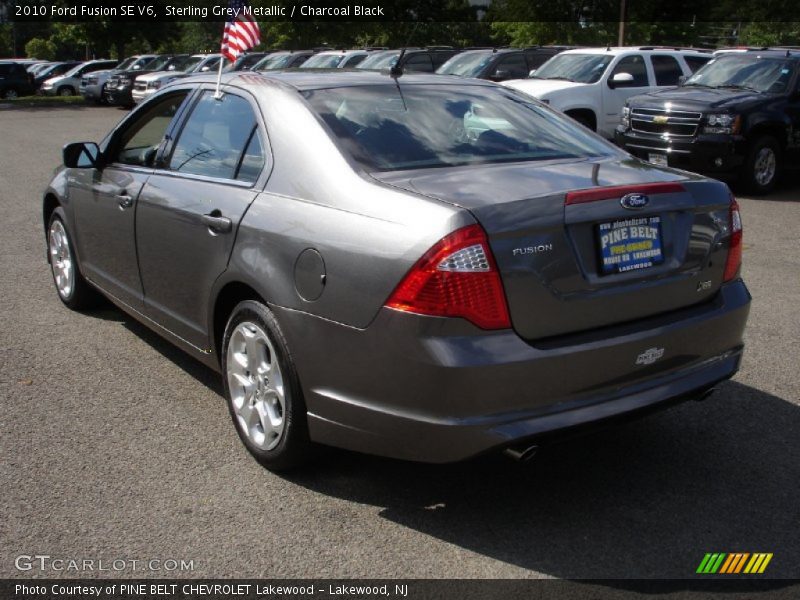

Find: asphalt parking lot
<box><xmin>1</xmin><ymin>105</ymin><xmax>798</xmax><ymax>581</ymax></box>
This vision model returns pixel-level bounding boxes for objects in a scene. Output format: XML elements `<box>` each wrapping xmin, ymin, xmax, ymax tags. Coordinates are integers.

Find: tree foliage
<box><xmin>25</xmin><ymin>36</ymin><xmax>56</xmax><ymax>60</ymax></box>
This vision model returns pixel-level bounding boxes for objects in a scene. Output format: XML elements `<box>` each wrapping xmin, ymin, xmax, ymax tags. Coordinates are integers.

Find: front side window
<box><xmin>532</xmin><ymin>54</ymin><xmax>613</xmax><ymax>84</ymax></box>
<box><xmin>305</xmin><ymin>84</ymin><xmax>618</xmax><ymax>171</ymax></box>
<box><xmin>168</xmin><ymin>91</ymin><xmax>264</xmax><ymax>182</ymax></box>
<box><xmin>611</xmin><ymin>55</ymin><xmax>648</xmax><ymax>87</ymax></box>
<box><xmin>113</xmin><ymin>92</ymin><xmax>189</xmax><ymax>166</ymax></box>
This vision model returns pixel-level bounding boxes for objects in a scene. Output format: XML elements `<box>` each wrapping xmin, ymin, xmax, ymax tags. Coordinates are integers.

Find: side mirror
<box><xmin>200</xmin><ymin>66</ymin><xmax>211</xmax><ymax>72</ymax></box>
<box><xmin>528</xmin><ymin>69</ymin><xmax>537</xmax><ymax>78</ymax></box>
<box><xmin>678</xmin><ymin>75</ymin><xmax>687</xmax><ymax>86</ymax></box>
<box><xmin>608</xmin><ymin>72</ymin><xmax>635</xmax><ymax>89</ymax></box>
<box><xmin>63</xmin><ymin>142</ymin><xmax>101</xmax><ymax>168</ymax></box>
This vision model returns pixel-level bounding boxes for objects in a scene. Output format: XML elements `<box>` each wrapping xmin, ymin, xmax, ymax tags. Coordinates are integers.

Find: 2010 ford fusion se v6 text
<box><xmin>43</xmin><ymin>69</ymin><xmax>750</xmax><ymax>470</ymax></box>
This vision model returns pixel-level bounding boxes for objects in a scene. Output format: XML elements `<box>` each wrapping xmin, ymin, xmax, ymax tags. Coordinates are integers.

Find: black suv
<box><xmin>616</xmin><ymin>48</ymin><xmax>800</xmax><ymax>194</ymax></box>
<box><xmin>436</xmin><ymin>46</ymin><xmax>573</xmax><ymax>81</ymax></box>
<box><xmin>105</xmin><ymin>55</ymin><xmax>172</xmax><ymax>107</ymax></box>
<box><xmin>357</xmin><ymin>47</ymin><xmax>460</xmax><ymax>73</ymax></box>
<box><xmin>0</xmin><ymin>62</ymin><xmax>35</xmax><ymax>98</ymax></box>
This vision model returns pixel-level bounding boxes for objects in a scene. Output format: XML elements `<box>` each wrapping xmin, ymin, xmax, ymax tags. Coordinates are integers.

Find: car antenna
<box><xmin>390</xmin><ymin>21</ymin><xmax>420</xmax><ymax>78</ymax></box>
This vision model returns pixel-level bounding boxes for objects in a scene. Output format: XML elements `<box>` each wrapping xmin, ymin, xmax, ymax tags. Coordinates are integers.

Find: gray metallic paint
<box><xmin>44</xmin><ymin>71</ymin><xmax>751</xmax><ymax>462</ymax></box>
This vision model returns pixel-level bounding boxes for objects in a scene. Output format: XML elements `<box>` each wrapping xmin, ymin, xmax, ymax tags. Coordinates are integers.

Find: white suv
<box><xmin>503</xmin><ymin>47</ymin><xmax>712</xmax><ymax>138</ymax></box>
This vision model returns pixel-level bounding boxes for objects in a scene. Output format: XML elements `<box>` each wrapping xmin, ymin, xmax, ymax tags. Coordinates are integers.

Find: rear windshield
<box><xmin>304</xmin><ymin>84</ymin><xmax>617</xmax><ymax>171</ymax></box>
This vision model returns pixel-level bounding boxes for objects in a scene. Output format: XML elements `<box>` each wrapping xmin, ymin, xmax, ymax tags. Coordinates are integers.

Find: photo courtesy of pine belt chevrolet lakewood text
<box><xmin>43</xmin><ymin>69</ymin><xmax>750</xmax><ymax>470</ymax></box>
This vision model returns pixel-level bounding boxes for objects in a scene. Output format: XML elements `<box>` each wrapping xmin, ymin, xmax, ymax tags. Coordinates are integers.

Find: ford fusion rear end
<box><xmin>278</xmin><ymin>80</ymin><xmax>750</xmax><ymax>463</ymax></box>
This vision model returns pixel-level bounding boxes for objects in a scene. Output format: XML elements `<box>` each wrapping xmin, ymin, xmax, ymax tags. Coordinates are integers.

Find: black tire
<box><xmin>47</xmin><ymin>208</ymin><xmax>99</xmax><ymax>310</ymax></box>
<box><xmin>222</xmin><ymin>300</ymin><xmax>313</xmax><ymax>470</ymax></box>
<box><xmin>3</xmin><ymin>87</ymin><xmax>19</xmax><ymax>99</ymax></box>
<box><xmin>57</xmin><ymin>85</ymin><xmax>75</xmax><ymax>97</ymax></box>
<box><xmin>743</xmin><ymin>135</ymin><xmax>780</xmax><ymax>195</ymax></box>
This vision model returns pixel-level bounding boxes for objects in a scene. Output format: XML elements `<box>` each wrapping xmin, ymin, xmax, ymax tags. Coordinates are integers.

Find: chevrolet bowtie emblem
<box><xmin>653</xmin><ymin>115</ymin><xmax>669</xmax><ymax>124</ymax></box>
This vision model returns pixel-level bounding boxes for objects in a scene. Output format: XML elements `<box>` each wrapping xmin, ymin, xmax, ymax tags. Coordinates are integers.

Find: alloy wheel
<box><xmin>226</xmin><ymin>321</ymin><xmax>286</xmax><ymax>450</ymax></box>
<box><xmin>49</xmin><ymin>219</ymin><xmax>74</xmax><ymax>299</ymax></box>
<box><xmin>753</xmin><ymin>147</ymin><xmax>776</xmax><ymax>187</ymax></box>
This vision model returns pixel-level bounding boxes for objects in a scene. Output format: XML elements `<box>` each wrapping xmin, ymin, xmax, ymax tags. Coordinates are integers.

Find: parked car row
<box><xmin>8</xmin><ymin>44</ymin><xmax>797</xmax><ymax>193</ymax></box>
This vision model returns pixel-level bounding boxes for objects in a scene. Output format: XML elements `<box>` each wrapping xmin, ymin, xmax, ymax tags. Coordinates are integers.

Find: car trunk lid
<box><xmin>373</xmin><ymin>157</ymin><xmax>733</xmax><ymax>340</ymax></box>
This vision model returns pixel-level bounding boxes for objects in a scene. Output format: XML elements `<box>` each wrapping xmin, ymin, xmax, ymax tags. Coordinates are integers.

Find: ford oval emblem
<box><xmin>620</xmin><ymin>193</ymin><xmax>649</xmax><ymax>210</ymax></box>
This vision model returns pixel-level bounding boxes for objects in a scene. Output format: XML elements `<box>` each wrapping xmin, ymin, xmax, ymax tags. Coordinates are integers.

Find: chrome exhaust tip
<box><xmin>503</xmin><ymin>444</ymin><xmax>538</xmax><ymax>463</ymax></box>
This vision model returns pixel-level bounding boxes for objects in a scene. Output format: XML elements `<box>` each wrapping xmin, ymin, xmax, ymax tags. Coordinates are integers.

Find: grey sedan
<box><xmin>43</xmin><ymin>71</ymin><xmax>750</xmax><ymax>470</ymax></box>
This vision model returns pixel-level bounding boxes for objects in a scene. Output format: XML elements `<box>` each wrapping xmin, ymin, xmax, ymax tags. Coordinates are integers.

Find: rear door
<box><xmin>135</xmin><ymin>88</ymin><xmax>269</xmax><ymax>349</ymax></box>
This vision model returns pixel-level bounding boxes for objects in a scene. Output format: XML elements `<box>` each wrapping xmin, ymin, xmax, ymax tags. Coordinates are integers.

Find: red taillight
<box><xmin>723</xmin><ymin>198</ymin><xmax>743</xmax><ymax>282</ymax></box>
<box><xmin>385</xmin><ymin>224</ymin><xmax>511</xmax><ymax>330</ymax></box>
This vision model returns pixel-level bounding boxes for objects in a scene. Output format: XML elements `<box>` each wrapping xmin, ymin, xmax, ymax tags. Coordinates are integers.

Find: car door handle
<box><xmin>201</xmin><ymin>212</ymin><xmax>232</xmax><ymax>234</ymax></box>
<box><xmin>117</xmin><ymin>192</ymin><xmax>133</xmax><ymax>209</ymax></box>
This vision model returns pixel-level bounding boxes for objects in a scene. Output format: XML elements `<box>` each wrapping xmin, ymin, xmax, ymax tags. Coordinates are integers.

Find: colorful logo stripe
<box><xmin>697</xmin><ymin>553</ymin><xmax>773</xmax><ymax>574</ymax></box>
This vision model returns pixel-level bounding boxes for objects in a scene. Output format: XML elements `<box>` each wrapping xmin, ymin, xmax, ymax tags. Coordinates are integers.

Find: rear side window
<box><xmin>169</xmin><ymin>91</ymin><xmax>264</xmax><ymax>182</ymax></box>
<box><xmin>651</xmin><ymin>55</ymin><xmax>683</xmax><ymax>86</ymax></box>
<box><xmin>405</xmin><ymin>54</ymin><xmax>434</xmax><ymax>72</ymax></box>
<box><xmin>0</xmin><ymin>64</ymin><xmax>11</xmax><ymax>75</ymax></box>
<box><xmin>612</xmin><ymin>55</ymin><xmax>648</xmax><ymax>86</ymax></box>
<box><xmin>684</xmin><ymin>55</ymin><xmax>712</xmax><ymax>73</ymax></box>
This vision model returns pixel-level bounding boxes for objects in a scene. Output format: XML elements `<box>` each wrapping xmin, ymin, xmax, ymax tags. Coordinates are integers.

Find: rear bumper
<box><xmin>275</xmin><ymin>280</ymin><xmax>751</xmax><ymax>463</ymax></box>
<box><xmin>616</xmin><ymin>128</ymin><xmax>748</xmax><ymax>179</ymax></box>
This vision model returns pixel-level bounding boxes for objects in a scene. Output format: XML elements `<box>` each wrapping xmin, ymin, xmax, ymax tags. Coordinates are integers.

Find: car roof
<box><xmin>183</xmin><ymin>69</ymin><xmax>493</xmax><ymax>92</ymax></box>
<box><xmin>713</xmin><ymin>48</ymin><xmax>800</xmax><ymax>60</ymax></box>
<box><xmin>560</xmin><ymin>47</ymin><xmax>711</xmax><ymax>56</ymax></box>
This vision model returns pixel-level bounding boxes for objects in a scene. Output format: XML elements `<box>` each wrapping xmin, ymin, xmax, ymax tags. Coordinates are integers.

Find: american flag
<box><xmin>220</xmin><ymin>0</ymin><xmax>261</xmax><ymax>63</ymax></box>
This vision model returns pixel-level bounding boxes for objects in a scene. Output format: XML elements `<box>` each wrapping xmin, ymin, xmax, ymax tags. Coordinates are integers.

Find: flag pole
<box><xmin>214</xmin><ymin>53</ymin><xmax>224</xmax><ymax>100</ymax></box>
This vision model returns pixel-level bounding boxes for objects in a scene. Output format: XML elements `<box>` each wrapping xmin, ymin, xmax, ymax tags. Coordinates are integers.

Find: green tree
<box><xmin>24</xmin><ymin>36</ymin><xmax>57</xmax><ymax>60</ymax></box>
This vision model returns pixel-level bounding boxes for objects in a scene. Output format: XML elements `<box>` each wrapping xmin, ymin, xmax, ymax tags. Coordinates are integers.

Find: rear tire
<box><xmin>222</xmin><ymin>300</ymin><xmax>313</xmax><ymax>471</ymax></box>
<box><xmin>2</xmin><ymin>88</ymin><xmax>19</xmax><ymax>99</ymax></box>
<box><xmin>47</xmin><ymin>208</ymin><xmax>99</xmax><ymax>310</ymax></box>
<box><xmin>743</xmin><ymin>135</ymin><xmax>780</xmax><ymax>195</ymax></box>
<box><xmin>57</xmin><ymin>85</ymin><xmax>75</xmax><ymax>97</ymax></box>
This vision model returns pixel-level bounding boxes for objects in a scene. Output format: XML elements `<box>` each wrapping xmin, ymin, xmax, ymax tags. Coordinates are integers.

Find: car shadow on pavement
<box><xmin>734</xmin><ymin>178</ymin><xmax>800</xmax><ymax>202</ymax></box>
<box><xmin>95</xmin><ymin>307</ymin><xmax>224</xmax><ymax>396</ymax></box>
<box><xmin>284</xmin><ymin>380</ymin><xmax>799</xmax><ymax>585</ymax></box>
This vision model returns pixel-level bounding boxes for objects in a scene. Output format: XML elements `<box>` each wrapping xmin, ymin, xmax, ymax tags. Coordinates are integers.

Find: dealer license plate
<box><xmin>648</xmin><ymin>153</ymin><xmax>668</xmax><ymax>166</ymax></box>
<box><xmin>597</xmin><ymin>216</ymin><xmax>664</xmax><ymax>275</ymax></box>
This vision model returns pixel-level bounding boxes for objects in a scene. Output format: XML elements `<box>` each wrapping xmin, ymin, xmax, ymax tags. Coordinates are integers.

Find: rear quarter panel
<box><xmin>220</xmin><ymin>81</ymin><xmax>471</xmax><ymax>329</ymax></box>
